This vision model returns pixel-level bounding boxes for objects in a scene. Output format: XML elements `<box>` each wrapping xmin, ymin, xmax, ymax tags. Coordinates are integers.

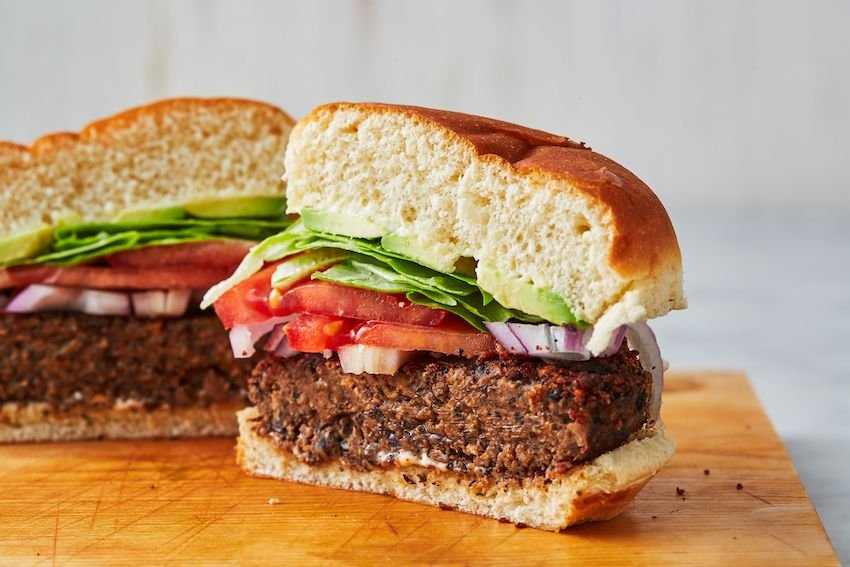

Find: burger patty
<box><xmin>0</xmin><ymin>312</ymin><xmax>251</xmax><ymax>411</ymax></box>
<box><xmin>249</xmin><ymin>344</ymin><xmax>652</xmax><ymax>484</ymax></box>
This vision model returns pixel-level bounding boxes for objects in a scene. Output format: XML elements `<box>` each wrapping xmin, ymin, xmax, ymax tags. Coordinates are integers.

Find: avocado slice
<box><xmin>380</xmin><ymin>233</ymin><xmax>452</xmax><ymax>271</ymax></box>
<box><xmin>0</xmin><ymin>225</ymin><xmax>54</xmax><ymax>266</ymax></box>
<box><xmin>477</xmin><ymin>262</ymin><xmax>578</xmax><ymax>325</ymax></box>
<box><xmin>114</xmin><ymin>205</ymin><xmax>187</xmax><ymax>222</ymax></box>
<box><xmin>184</xmin><ymin>195</ymin><xmax>287</xmax><ymax>219</ymax></box>
<box><xmin>271</xmin><ymin>249</ymin><xmax>351</xmax><ymax>290</ymax></box>
<box><xmin>301</xmin><ymin>207</ymin><xmax>388</xmax><ymax>239</ymax></box>
<box><xmin>55</xmin><ymin>212</ymin><xmax>84</xmax><ymax>227</ymax></box>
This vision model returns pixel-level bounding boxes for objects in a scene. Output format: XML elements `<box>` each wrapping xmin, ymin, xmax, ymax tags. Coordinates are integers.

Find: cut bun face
<box><xmin>0</xmin><ymin>401</ymin><xmax>243</xmax><ymax>443</ymax></box>
<box><xmin>237</xmin><ymin>406</ymin><xmax>676</xmax><ymax>531</ymax></box>
<box><xmin>0</xmin><ymin>97</ymin><xmax>295</xmax><ymax>238</ymax></box>
<box><xmin>284</xmin><ymin>103</ymin><xmax>685</xmax><ymax>352</ymax></box>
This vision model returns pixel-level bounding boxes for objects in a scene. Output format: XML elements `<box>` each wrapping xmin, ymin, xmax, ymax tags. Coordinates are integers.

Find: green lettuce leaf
<box><xmin>201</xmin><ymin>221</ymin><xmax>542</xmax><ymax>329</ymax></box>
<box><xmin>9</xmin><ymin>218</ymin><xmax>292</xmax><ymax>268</ymax></box>
<box><xmin>200</xmin><ymin>221</ymin><xmax>308</xmax><ymax>308</ymax></box>
<box><xmin>313</xmin><ymin>257</ymin><xmax>539</xmax><ymax>330</ymax></box>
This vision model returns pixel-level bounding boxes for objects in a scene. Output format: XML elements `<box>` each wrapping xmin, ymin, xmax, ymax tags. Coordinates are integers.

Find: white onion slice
<box><xmin>229</xmin><ymin>326</ymin><xmax>255</xmax><ymax>359</ymax></box>
<box><xmin>6</xmin><ymin>284</ymin><xmax>130</xmax><ymax>316</ymax></box>
<box><xmin>625</xmin><ymin>321</ymin><xmax>664</xmax><ymax>422</ymax></box>
<box><xmin>78</xmin><ymin>289</ymin><xmax>131</xmax><ymax>315</ymax></box>
<box><xmin>229</xmin><ymin>316</ymin><xmax>294</xmax><ymax>359</ymax></box>
<box><xmin>338</xmin><ymin>344</ymin><xmax>415</xmax><ymax>375</ymax></box>
<box><xmin>164</xmin><ymin>289</ymin><xmax>192</xmax><ymax>315</ymax></box>
<box><xmin>131</xmin><ymin>289</ymin><xmax>192</xmax><ymax>318</ymax></box>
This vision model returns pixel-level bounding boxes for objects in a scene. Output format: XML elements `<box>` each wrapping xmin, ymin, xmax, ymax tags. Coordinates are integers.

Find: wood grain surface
<box><xmin>0</xmin><ymin>372</ymin><xmax>837</xmax><ymax>566</ymax></box>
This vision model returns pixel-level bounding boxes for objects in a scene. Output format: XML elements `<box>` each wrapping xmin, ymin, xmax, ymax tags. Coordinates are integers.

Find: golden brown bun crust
<box><xmin>237</xmin><ymin>406</ymin><xmax>676</xmax><ymax>531</ymax></box>
<box><xmin>0</xmin><ymin>401</ymin><xmax>244</xmax><ymax>443</ymax></box>
<box><xmin>2</xmin><ymin>97</ymin><xmax>294</xmax><ymax>156</ymax></box>
<box><xmin>312</xmin><ymin>102</ymin><xmax>681</xmax><ymax>280</ymax></box>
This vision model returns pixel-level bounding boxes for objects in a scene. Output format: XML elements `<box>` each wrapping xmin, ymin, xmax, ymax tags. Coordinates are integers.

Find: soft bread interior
<box><xmin>0</xmin><ymin>401</ymin><xmax>244</xmax><ymax>443</ymax></box>
<box><xmin>0</xmin><ymin>98</ymin><xmax>295</xmax><ymax>237</ymax></box>
<box><xmin>284</xmin><ymin>104</ymin><xmax>685</xmax><ymax>352</ymax></box>
<box><xmin>237</xmin><ymin>406</ymin><xmax>676</xmax><ymax>531</ymax></box>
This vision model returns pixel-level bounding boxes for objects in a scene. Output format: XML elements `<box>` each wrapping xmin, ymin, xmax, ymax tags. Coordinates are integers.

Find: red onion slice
<box><xmin>274</xmin><ymin>337</ymin><xmax>300</xmax><ymax>358</ymax></box>
<box><xmin>600</xmin><ymin>325</ymin><xmax>627</xmax><ymax>357</ymax></box>
<box><xmin>229</xmin><ymin>316</ymin><xmax>294</xmax><ymax>359</ymax></box>
<box><xmin>6</xmin><ymin>284</ymin><xmax>130</xmax><ymax>316</ymax></box>
<box><xmin>484</xmin><ymin>322</ymin><xmax>527</xmax><ymax>354</ymax></box>
<box><xmin>503</xmin><ymin>322</ymin><xmax>591</xmax><ymax>361</ymax></box>
<box><xmin>7</xmin><ymin>285</ymin><xmax>86</xmax><ymax>313</ymax></box>
<box><xmin>625</xmin><ymin>321</ymin><xmax>664</xmax><ymax>422</ymax></box>
<box><xmin>261</xmin><ymin>323</ymin><xmax>301</xmax><ymax>358</ymax></box>
<box><xmin>488</xmin><ymin>322</ymin><xmax>624</xmax><ymax>361</ymax></box>
<box><xmin>506</xmin><ymin>322</ymin><xmax>553</xmax><ymax>354</ymax></box>
<box><xmin>263</xmin><ymin>324</ymin><xmax>287</xmax><ymax>352</ymax></box>
<box><xmin>548</xmin><ymin>325</ymin><xmax>591</xmax><ymax>361</ymax></box>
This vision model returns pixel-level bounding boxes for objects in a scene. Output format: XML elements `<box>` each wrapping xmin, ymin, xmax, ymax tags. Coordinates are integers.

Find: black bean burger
<box><xmin>203</xmin><ymin>103</ymin><xmax>686</xmax><ymax>530</ymax></box>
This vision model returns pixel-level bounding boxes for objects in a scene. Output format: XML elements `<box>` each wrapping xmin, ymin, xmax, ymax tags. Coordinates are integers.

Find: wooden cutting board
<box><xmin>0</xmin><ymin>371</ymin><xmax>837</xmax><ymax>566</ymax></box>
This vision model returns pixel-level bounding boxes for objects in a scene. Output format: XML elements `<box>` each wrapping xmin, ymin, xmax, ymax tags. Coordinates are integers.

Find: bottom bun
<box><xmin>237</xmin><ymin>406</ymin><xmax>676</xmax><ymax>531</ymax></box>
<box><xmin>0</xmin><ymin>401</ymin><xmax>244</xmax><ymax>443</ymax></box>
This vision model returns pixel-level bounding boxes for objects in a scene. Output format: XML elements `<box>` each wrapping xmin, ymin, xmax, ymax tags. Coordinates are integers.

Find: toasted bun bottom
<box><xmin>0</xmin><ymin>401</ymin><xmax>244</xmax><ymax>443</ymax></box>
<box><xmin>237</xmin><ymin>406</ymin><xmax>676</xmax><ymax>530</ymax></box>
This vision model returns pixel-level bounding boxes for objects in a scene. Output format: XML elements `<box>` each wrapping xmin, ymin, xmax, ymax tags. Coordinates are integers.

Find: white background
<box><xmin>2</xmin><ymin>0</ymin><xmax>848</xmax><ymax>560</ymax></box>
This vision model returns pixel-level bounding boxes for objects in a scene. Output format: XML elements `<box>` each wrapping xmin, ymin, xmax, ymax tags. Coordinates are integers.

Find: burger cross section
<box><xmin>0</xmin><ymin>99</ymin><xmax>686</xmax><ymax>531</ymax></box>
<box><xmin>206</xmin><ymin>102</ymin><xmax>685</xmax><ymax>530</ymax></box>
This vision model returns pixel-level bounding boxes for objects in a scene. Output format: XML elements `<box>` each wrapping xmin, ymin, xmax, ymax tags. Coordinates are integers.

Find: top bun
<box><xmin>284</xmin><ymin>103</ymin><xmax>685</xmax><ymax>352</ymax></box>
<box><xmin>0</xmin><ymin>97</ymin><xmax>295</xmax><ymax>237</ymax></box>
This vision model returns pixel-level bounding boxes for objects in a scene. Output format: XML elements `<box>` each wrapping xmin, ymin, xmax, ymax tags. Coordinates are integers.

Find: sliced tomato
<box><xmin>284</xmin><ymin>314</ymin><xmax>358</xmax><ymax>353</ymax></box>
<box><xmin>105</xmin><ymin>240</ymin><xmax>253</xmax><ymax>269</ymax></box>
<box><xmin>0</xmin><ymin>265</ymin><xmax>231</xmax><ymax>291</ymax></box>
<box><xmin>275</xmin><ymin>281</ymin><xmax>447</xmax><ymax>326</ymax></box>
<box><xmin>355</xmin><ymin>320</ymin><xmax>496</xmax><ymax>357</ymax></box>
<box><xmin>213</xmin><ymin>262</ymin><xmax>282</xmax><ymax>329</ymax></box>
